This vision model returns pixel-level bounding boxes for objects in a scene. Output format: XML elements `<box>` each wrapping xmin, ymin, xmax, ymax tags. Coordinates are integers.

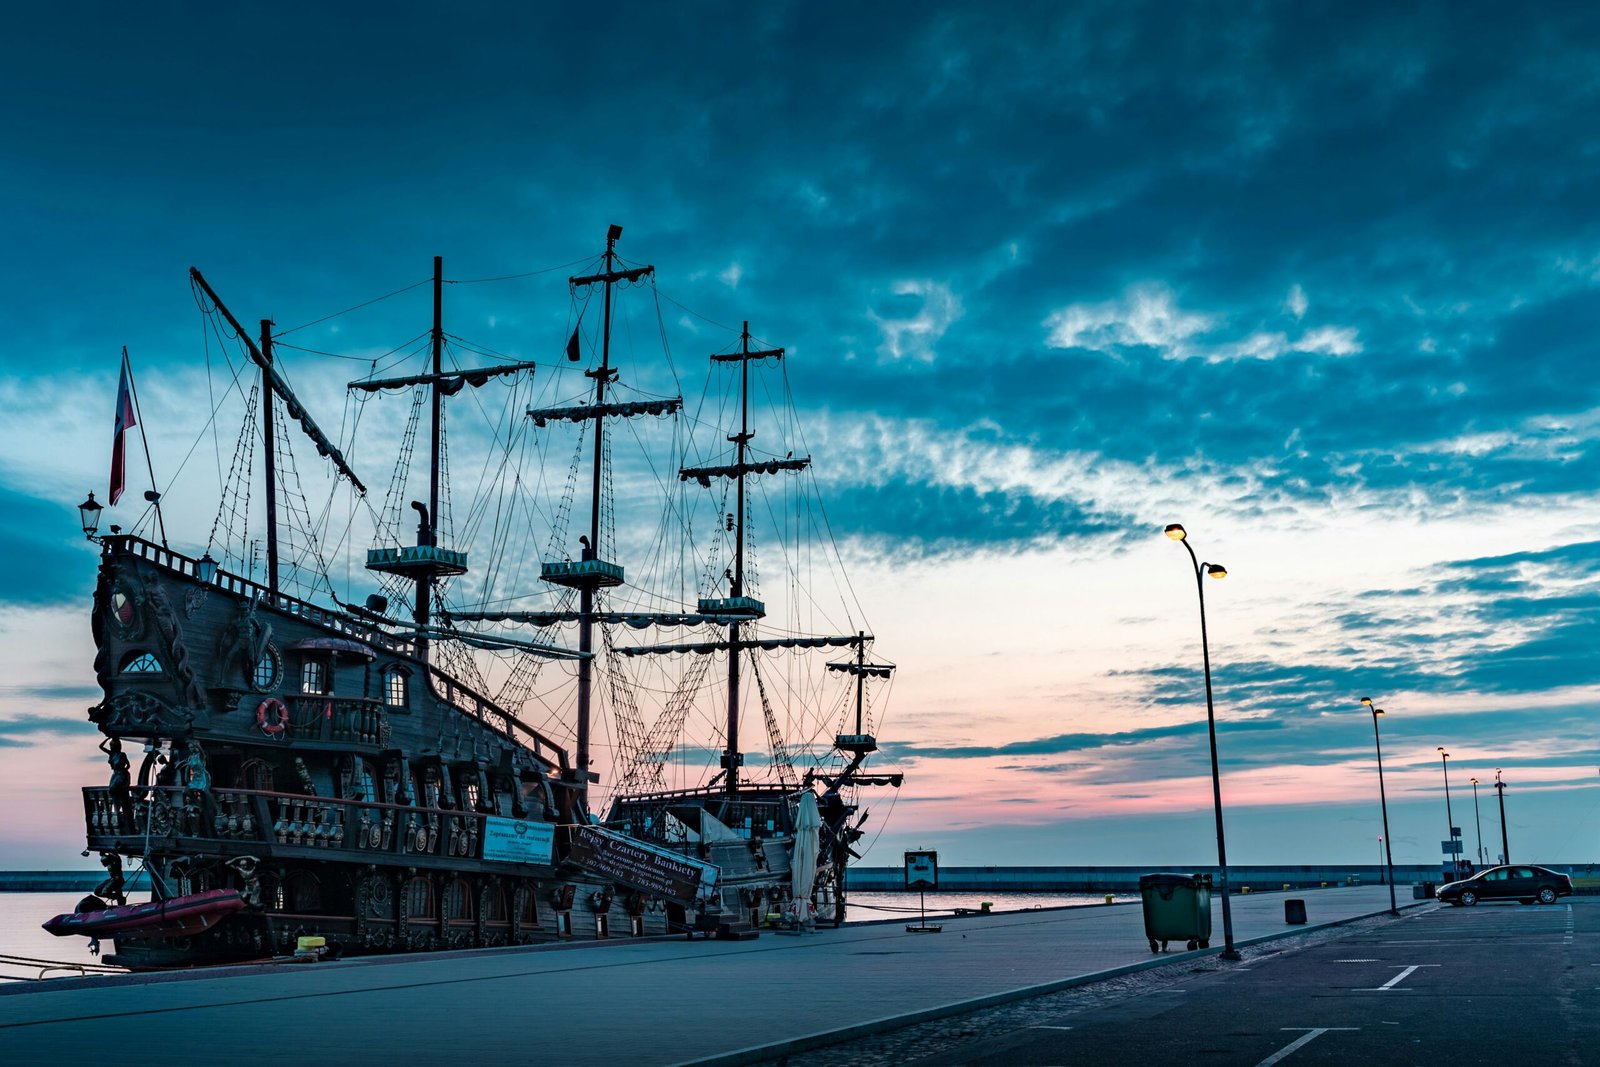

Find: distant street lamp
<box><xmin>1164</xmin><ymin>523</ymin><xmax>1239</xmax><ymax>961</ymax></box>
<box><xmin>1438</xmin><ymin>747</ymin><xmax>1459</xmax><ymax>877</ymax></box>
<box><xmin>1359</xmin><ymin>697</ymin><xmax>1397</xmax><ymax>915</ymax></box>
<box><xmin>1470</xmin><ymin>777</ymin><xmax>1485</xmax><ymax>867</ymax></box>
<box><xmin>1495</xmin><ymin>768</ymin><xmax>1511</xmax><ymax>864</ymax></box>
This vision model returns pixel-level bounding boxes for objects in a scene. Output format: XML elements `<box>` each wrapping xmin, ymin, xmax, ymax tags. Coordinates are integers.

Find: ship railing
<box><xmin>83</xmin><ymin>785</ymin><xmax>514</xmax><ymax>865</ymax></box>
<box><xmin>425</xmin><ymin>666</ymin><xmax>570</xmax><ymax>774</ymax></box>
<box><xmin>83</xmin><ymin>784</ymin><xmax>206</xmax><ymax>842</ymax></box>
<box><xmin>610</xmin><ymin>782</ymin><xmax>799</xmax><ymax>804</ymax></box>
<box><xmin>281</xmin><ymin>695</ymin><xmax>387</xmax><ymax>746</ymax></box>
<box><xmin>101</xmin><ymin>535</ymin><xmax>415</xmax><ymax>656</ymax></box>
<box><xmin>100</xmin><ymin>536</ymin><xmax>569</xmax><ymax>775</ymax></box>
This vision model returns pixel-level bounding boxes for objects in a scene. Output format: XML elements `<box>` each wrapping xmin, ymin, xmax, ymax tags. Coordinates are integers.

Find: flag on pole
<box><xmin>110</xmin><ymin>357</ymin><xmax>137</xmax><ymax>504</ymax></box>
<box><xmin>566</xmin><ymin>324</ymin><xmax>582</xmax><ymax>362</ymax></box>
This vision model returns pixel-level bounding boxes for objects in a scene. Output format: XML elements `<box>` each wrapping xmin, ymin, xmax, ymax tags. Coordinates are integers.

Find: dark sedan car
<box><xmin>1436</xmin><ymin>864</ymin><xmax>1573</xmax><ymax>906</ymax></box>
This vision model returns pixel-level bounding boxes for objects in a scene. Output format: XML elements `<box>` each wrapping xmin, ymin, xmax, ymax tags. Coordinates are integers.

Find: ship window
<box><xmin>251</xmin><ymin>647</ymin><xmax>280</xmax><ymax>691</ymax></box>
<box><xmin>242</xmin><ymin>758</ymin><xmax>274</xmax><ymax>792</ymax></box>
<box><xmin>444</xmin><ymin>879</ymin><xmax>473</xmax><ymax>921</ymax></box>
<box><xmin>384</xmin><ymin>667</ymin><xmax>408</xmax><ymax>707</ymax></box>
<box><xmin>485</xmin><ymin>887</ymin><xmax>509</xmax><ymax>923</ymax></box>
<box><xmin>352</xmin><ymin>759</ymin><xmax>378</xmax><ymax>803</ymax></box>
<box><xmin>405</xmin><ymin>877</ymin><xmax>435</xmax><ymax>919</ymax></box>
<box><xmin>118</xmin><ymin>650</ymin><xmax>162</xmax><ymax>674</ymax></box>
<box><xmin>301</xmin><ymin>660</ymin><xmax>327</xmax><ymax>695</ymax></box>
<box><xmin>286</xmin><ymin>871</ymin><xmax>322</xmax><ymax>913</ymax></box>
<box><xmin>462</xmin><ymin>779</ymin><xmax>481</xmax><ymax>811</ymax></box>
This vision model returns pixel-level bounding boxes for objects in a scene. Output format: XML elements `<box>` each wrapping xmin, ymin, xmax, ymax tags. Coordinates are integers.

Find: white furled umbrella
<box><xmin>788</xmin><ymin>790</ymin><xmax>821</xmax><ymax>928</ymax></box>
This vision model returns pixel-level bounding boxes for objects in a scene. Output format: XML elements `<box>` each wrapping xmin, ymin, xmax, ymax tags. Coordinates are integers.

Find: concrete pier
<box><xmin>0</xmin><ymin>885</ymin><xmax>1414</xmax><ymax>1066</ymax></box>
<box><xmin>846</xmin><ymin>863</ymin><xmax>1454</xmax><ymax>891</ymax></box>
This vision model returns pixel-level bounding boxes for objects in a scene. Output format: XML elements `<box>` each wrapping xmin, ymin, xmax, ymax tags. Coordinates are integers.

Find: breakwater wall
<box><xmin>845</xmin><ymin>864</ymin><xmax>1466</xmax><ymax>892</ymax></box>
<box><xmin>0</xmin><ymin>870</ymin><xmax>152</xmax><ymax>892</ymax></box>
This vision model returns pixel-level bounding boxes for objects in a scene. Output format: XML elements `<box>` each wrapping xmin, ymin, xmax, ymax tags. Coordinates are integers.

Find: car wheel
<box><xmin>1537</xmin><ymin>886</ymin><xmax>1558</xmax><ymax>905</ymax></box>
<box><xmin>1459</xmin><ymin>890</ymin><xmax>1478</xmax><ymax>906</ymax></box>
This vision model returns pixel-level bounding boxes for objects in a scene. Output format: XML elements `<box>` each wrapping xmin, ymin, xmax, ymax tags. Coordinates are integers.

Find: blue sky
<box><xmin>3</xmin><ymin>3</ymin><xmax>1600</xmax><ymax>870</ymax></box>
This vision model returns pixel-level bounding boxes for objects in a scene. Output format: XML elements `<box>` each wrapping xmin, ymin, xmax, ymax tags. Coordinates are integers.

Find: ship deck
<box><xmin>0</xmin><ymin>886</ymin><xmax>1415</xmax><ymax>1066</ymax></box>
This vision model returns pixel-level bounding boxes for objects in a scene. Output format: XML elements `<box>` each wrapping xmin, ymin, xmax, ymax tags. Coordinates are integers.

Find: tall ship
<box><xmin>57</xmin><ymin>226</ymin><xmax>902</xmax><ymax>968</ymax></box>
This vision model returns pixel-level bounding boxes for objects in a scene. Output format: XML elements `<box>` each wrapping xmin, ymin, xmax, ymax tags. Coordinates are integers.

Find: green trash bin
<box><xmin>1139</xmin><ymin>873</ymin><xmax>1213</xmax><ymax>952</ymax></box>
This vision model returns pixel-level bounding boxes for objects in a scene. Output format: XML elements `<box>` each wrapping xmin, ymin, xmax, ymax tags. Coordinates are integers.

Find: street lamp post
<box><xmin>1495</xmin><ymin>769</ymin><xmax>1510</xmax><ymax>864</ymax></box>
<box><xmin>1164</xmin><ymin>523</ymin><xmax>1240</xmax><ymax>961</ymax></box>
<box><xmin>1470</xmin><ymin>777</ymin><xmax>1485</xmax><ymax>867</ymax></box>
<box><xmin>1438</xmin><ymin>748</ymin><xmax>1458</xmax><ymax>877</ymax></box>
<box><xmin>1359</xmin><ymin>698</ymin><xmax>1397</xmax><ymax>914</ymax></box>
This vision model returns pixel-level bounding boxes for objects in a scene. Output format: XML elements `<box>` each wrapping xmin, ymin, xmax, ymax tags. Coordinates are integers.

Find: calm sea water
<box><xmin>0</xmin><ymin>889</ymin><xmax>1136</xmax><ymax>982</ymax></box>
<box><xmin>847</xmin><ymin>890</ymin><xmax>1136</xmax><ymax>921</ymax></box>
<box><xmin>0</xmin><ymin>893</ymin><xmax>110</xmax><ymax>982</ymax></box>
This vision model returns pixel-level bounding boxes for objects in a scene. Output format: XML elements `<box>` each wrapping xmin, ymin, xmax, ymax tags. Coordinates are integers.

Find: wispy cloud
<box><xmin>870</xmin><ymin>280</ymin><xmax>963</xmax><ymax>362</ymax></box>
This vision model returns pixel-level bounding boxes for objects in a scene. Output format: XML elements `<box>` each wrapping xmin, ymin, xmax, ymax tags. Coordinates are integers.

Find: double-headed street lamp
<box><xmin>1164</xmin><ymin>523</ymin><xmax>1240</xmax><ymax>961</ymax></box>
<box><xmin>1470</xmin><ymin>777</ymin><xmax>1485</xmax><ymax>867</ymax></box>
<box><xmin>1495</xmin><ymin>768</ymin><xmax>1511</xmax><ymax>864</ymax></box>
<box><xmin>1438</xmin><ymin>747</ymin><xmax>1459</xmax><ymax>877</ymax></box>
<box><xmin>1359</xmin><ymin>698</ymin><xmax>1397</xmax><ymax>915</ymax></box>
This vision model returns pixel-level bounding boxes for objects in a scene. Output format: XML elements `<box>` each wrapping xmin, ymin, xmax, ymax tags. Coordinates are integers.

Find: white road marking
<box><xmin>1254</xmin><ymin>1028</ymin><xmax>1359</xmax><ymax>1066</ymax></box>
<box><xmin>1028</xmin><ymin>1025</ymin><xmax>1074</xmax><ymax>1030</ymax></box>
<box><xmin>1358</xmin><ymin>964</ymin><xmax>1439</xmax><ymax>991</ymax></box>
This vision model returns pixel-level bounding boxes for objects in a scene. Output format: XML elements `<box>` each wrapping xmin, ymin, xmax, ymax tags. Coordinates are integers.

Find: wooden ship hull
<box><xmin>78</xmin><ymin>536</ymin><xmax>717</xmax><ymax>968</ymax></box>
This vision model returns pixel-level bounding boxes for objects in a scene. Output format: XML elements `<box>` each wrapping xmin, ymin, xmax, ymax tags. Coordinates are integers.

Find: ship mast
<box><xmin>415</xmin><ymin>256</ymin><xmax>444</xmax><ymax>665</ymax></box>
<box><xmin>682</xmin><ymin>324</ymin><xmax>802</xmax><ymax>793</ymax></box>
<box><xmin>576</xmin><ymin>228</ymin><xmax>622</xmax><ymax>791</ymax></box>
<box><xmin>723</xmin><ymin>323</ymin><xmax>759</xmax><ymax>791</ymax></box>
<box><xmin>351</xmin><ymin>256</ymin><xmax>538</xmax><ymax>667</ymax></box>
<box><xmin>260</xmin><ymin>319</ymin><xmax>279</xmax><ymax>596</ymax></box>
<box><xmin>189</xmin><ymin>268</ymin><xmax>368</xmax><ymax>597</ymax></box>
<box><xmin>524</xmin><ymin>225</ymin><xmax>674</xmax><ymax>814</ymax></box>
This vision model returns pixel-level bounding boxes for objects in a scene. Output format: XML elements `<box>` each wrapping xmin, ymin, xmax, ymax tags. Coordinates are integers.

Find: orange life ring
<box><xmin>256</xmin><ymin>698</ymin><xmax>289</xmax><ymax>736</ymax></box>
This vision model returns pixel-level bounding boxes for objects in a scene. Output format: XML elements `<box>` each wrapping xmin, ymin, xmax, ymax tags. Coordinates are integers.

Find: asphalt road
<box><xmin>774</xmin><ymin>897</ymin><xmax>1600</xmax><ymax>1066</ymax></box>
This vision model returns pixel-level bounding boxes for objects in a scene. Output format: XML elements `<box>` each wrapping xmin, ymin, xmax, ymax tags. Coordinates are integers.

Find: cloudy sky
<box><xmin>4</xmin><ymin>2</ymin><xmax>1600</xmax><ymax>872</ymax></box>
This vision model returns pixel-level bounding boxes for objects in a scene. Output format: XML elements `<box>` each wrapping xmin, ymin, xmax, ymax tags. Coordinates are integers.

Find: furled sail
<box><xmin>527</xmin><ymin>398</ymin><xmax>681</xmax><ymax>427</ymax></box>
<box><xmin>444</xmin><ymin>610</ymin><xmax>753</xmax><ymax>628</ymax></box>
<box><xmin>679</xmin><ymin>456</ymin><xmax>810</xmax><ymax>487</ymax></box>
<box><xmin>616</xmin><ymin>633</ymin><xmax>865</xmax><ymax>657</ymax></box>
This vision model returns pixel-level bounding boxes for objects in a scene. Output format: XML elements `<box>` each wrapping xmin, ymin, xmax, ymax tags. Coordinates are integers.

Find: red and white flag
<box><xmin>110</xmin><ymin>357</ymin><xmax>137</xmax><ymax>505</ymax></box>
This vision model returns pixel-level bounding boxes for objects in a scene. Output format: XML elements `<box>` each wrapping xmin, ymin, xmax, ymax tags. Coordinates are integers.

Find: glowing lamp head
<box><xmin>78</xmin><ymin>492</ymin><xmax>103</xmax><ymax>538</ymax></box>
<box><xmin>1204</xmin><ymin>563</ymin><xmax>1226</xmax><ymax>579</ymax></box>
<box><xmin>1164</xmin><ymin>523</ymin><xmax>1187</xmax><ymax>541</ymax></box>
<box><xmin>1373</xmin><ymin>708</ymin><xmax>1384</xmax><ymax>717</ymax></box>
<box><xmin>1359</xmin><ymin>697</ymin><xmax>1373</xmax><ymax>707</ymax></box>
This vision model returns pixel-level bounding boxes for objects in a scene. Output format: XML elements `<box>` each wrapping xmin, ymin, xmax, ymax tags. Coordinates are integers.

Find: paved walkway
<box><xmin>0</xmin><ymin>886</ymin><xmax>1420</xmax><ymax>1066</ymax></box>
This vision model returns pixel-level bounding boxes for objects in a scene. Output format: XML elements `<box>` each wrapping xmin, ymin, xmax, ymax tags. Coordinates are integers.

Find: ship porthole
<box><xmin>249</xmin><ymin>646</ymin><xmax>282</xmax><ymax>692</ymax></box>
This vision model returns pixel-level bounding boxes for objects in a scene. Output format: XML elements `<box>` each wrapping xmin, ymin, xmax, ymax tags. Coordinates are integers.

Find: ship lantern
<box><xmin>196</xmin><ymin>552</ymin><xmax>219</xmax><ymax>584</ymax></box>
<box><xmin>77</xmin><ymin>492</ymin><xmax>103</xmax><ymax>539</ymax></box>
